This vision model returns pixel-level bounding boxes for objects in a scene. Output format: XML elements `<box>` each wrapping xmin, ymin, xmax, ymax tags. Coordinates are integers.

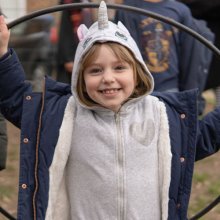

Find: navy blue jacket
<box><xmin>0</xmin><ymin>50</ymin><xmax>220</xmax><ymax>219</ymax></box>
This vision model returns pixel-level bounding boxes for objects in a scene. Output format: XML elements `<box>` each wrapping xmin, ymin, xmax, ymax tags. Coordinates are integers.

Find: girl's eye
<box><xmin>91</xmin><ymin>68</ymin><xmax>102</xmax><ymax>73</ymax></box>
<box><xmin>86</xmin><ymin>67</ymin><xmax>102</xmax><ymax>75</ymax></box>
<box><xmin>115</xmin><ymin>65</ymin><xmax>127</xmax><ymax>71</ymax></box>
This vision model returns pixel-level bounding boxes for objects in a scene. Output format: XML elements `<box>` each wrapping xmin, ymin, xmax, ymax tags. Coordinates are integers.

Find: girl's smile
<box><xmin>83</xmin><ymin>44</ymin><xmax>136</xmax><ymax>112</ymax></box>
<box><xmin>99</xmin><ymin>88</ymin><xmax>121</xmax><ymax>95</ymax></box>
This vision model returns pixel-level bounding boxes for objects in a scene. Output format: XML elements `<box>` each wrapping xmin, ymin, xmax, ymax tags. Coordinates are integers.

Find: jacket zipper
<box><xmin>33</xmin><ymin>78</ymin><xmax>46</xmax><ymax>220</ymax></box>
<box><xmin>115</xmin><ymin>113</ymin><xmax>125</xmax><ymax>220</ymax></box>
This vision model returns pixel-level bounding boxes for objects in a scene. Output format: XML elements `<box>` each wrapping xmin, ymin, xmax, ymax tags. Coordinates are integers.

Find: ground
<box><xmin>0</xmin><ymin>90</ymin><xmax>220</xmax><ymax>220</ymax></box>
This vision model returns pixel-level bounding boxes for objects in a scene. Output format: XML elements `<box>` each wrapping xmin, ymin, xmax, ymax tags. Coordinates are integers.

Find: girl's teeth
<box><xmin>103</xmin><ymin>89</ymin><xmax>118</xmax><ymax>94</ymax></box>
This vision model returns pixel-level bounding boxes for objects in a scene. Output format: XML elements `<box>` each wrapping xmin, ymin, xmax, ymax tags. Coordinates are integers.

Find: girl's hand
<box><xmin>0</xmin><ymin>15</ymin><xmax>10</xmax><ymax>57</ymax></box>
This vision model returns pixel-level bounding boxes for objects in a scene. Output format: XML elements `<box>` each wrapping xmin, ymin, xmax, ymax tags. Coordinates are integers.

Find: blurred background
<box><xmin>0</xmin><ymin>0</ymin><xmax>60</xmax><ymax>91</ymax></box>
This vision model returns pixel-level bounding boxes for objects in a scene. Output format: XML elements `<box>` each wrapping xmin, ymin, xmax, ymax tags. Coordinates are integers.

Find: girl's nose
<box><xmin>102</xmin><ymin>69</ymin><xmax>115</xmax><ymax>83</ymax></box>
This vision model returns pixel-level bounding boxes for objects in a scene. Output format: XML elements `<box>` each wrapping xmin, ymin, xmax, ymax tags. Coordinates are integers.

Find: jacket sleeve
<box><xmin>178</xmin><ymin>8</ymin><xmax>214</xmax><ymax>93</ymax></box>
<box><xmin>177</xmin><ymin>7</ymin><xmax>214</xmax><ymax>115</ymax></box>
<box><xmin>0</xmin><ymin>49</ymin><xmax>32</xmax><ymax>128</ymax></box>
<box><xmin>196</xmin><ymin>106</ymin><xmax>220</xmax><ymax>161</ymax></box>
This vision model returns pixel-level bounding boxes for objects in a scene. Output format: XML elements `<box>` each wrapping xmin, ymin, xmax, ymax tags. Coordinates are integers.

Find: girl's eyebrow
<box><xmin>86</xmin><ymin>63</ymin><xmax>100</xmax><ymax>67</ymax></box>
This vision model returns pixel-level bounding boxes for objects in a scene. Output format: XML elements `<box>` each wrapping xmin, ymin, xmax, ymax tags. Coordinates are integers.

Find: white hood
<box><xmin>71</xmin><ymin>1</ymin><xmax>154</xmax><ymax>99</ymax></box>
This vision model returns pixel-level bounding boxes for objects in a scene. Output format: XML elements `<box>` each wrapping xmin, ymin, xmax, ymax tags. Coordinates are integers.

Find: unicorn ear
<box><xmin>117</xmin><ymin>21</ymin><xmax>130</xmax><ymax>35</ymax></box>
<box><xmin>77</xmin><ymin>24</ymin><xmax>89</xmax><ymax>41</ymax></box>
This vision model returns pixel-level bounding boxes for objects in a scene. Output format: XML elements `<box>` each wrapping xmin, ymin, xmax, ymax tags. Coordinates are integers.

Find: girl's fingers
<box><xmin>0</xmin><ymin>15</ymin><xmax>7</xmax><ymax>30</ymax></box>
<box><xmin>0</xmin><ymin>15</ymin><xmax>10</xmax><ymax>57</ymax></box>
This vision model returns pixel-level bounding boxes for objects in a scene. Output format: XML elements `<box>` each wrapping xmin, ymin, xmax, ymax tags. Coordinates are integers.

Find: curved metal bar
<box><xmin>0</xmin><ymin>206</ymin><xmax>16</xmax><ymax>220</ymax></box>
<box><xmin>189</xmin><ymin>195</ymin><xmax>220</xmax><ymax>220</ymax></box>
<box><xmin>6</xmin><ymin>3</ymin><xmax>220</xmax><ymax>59</ymax></box>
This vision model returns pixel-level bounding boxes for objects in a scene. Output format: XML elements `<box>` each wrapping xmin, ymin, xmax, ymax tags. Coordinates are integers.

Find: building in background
<box><xmin>0</xmin><ymin>0</ymin><xmax>26</xmax><ymax>20</ymax></box>
<box><xmin>0</xmin><ymin>0</ymin><xmax>57</xmax><ymax>21</ymax></box>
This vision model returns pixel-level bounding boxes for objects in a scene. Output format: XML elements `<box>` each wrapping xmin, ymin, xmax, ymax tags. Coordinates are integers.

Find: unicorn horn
<box><xmin>98</xmin><ymin>1</ymin><xmax>109</xmax><ymax>30</ymax></box>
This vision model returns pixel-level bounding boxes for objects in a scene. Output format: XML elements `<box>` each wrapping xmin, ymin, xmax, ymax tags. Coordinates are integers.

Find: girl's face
<box><xmin>83</xmin><ymin>44</ymin><xmax>136</xmax><ymax>112</ymax></box>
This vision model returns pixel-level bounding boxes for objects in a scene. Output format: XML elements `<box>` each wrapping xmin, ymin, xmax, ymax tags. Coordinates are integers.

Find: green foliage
<box><xmin>0</xmin><ymin>185</ymin><xmax>14</xmax><ymax>200</ymax></box>
<box><xmin>193</xmin><ymin>173</ymin><xmax>209</xmax><ymax>184</ymax></box>
<box><xmin>208</xmin><ymin>182</ymin><xmax>220</xmax><ymax>196</ymax></box>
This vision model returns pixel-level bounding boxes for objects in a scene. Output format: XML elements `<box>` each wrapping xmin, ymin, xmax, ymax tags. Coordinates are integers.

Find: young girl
<box><xmin>0</xmin><ymin>2</ymin><xmax>219</xmax><ymax>220</ymax></box>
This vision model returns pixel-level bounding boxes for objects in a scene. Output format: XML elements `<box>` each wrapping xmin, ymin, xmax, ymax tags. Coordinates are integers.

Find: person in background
<box><xmin>115</xmin><ymin>0</ymin><xmax>214</xmax><ymax>115</ymax></box>
<box><xmin>56</xmin><ymin>0</ymin><xmax>93</xmax><ymax>83</ymax></box>
<box><xmin>178</xmin><ymin>0</ymin><xmax>220</xmax><ymax>106</ymax></box>
<box><xmin>0</xmin><ymin>7</ymin><xmax>7</xmax><ymax>171</ymax></box>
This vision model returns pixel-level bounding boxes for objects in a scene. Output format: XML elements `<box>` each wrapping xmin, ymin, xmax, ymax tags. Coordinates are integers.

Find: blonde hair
<box><xmin>77</xmin><ymin>42</ymin><xmax>152</xmax><ymax>107</ymax></box>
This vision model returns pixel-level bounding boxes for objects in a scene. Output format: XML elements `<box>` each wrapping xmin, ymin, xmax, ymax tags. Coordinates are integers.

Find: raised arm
<box><xmin>0</xmin><ymin>16</ymin><xmax>32</xmax><ymax>128</ymax></box>
<box><xmin>0</xmin><ymin>15</ymin><xmax>10</xmax><ymax>57</ymax></box>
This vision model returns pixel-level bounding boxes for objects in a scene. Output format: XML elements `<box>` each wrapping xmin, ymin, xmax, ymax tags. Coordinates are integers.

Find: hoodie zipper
<box><xmin>115</xmin><ymin>113</ymin><xmax>125</xmax><ymax>220</ymax></box>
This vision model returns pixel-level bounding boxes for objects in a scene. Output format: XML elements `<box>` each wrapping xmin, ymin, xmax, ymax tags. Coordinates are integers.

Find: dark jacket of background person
<box><xmin>56</xmin><ymin>0</ymin><xmax>93</xmax><ymax>83</ymax></box>
<box><xmin>178</xmin><ymin>0</ymin><xmax>220</xmax><ymax>91</ymax></box>
<box><xmin>115</xmin><ymin>0</ymin><xmax>214</xmax><ymax>114</ymax></box>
